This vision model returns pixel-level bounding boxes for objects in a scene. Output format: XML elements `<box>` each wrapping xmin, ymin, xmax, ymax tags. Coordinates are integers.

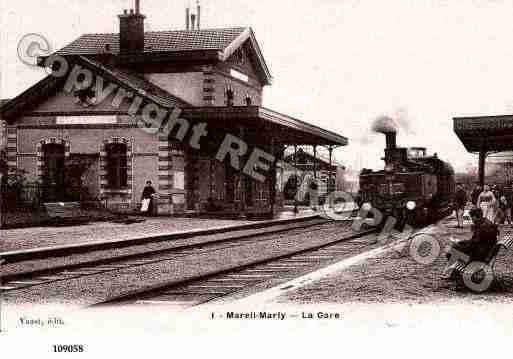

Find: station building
<box><xmin>0</xmin><ymin>2</ymin><xmax>347</xmax><ymax>217</ymax></box>
<box><xmin>282</xmin><ymin>147</ymin><xmax>346</xmax><ymax>200</ymax></box>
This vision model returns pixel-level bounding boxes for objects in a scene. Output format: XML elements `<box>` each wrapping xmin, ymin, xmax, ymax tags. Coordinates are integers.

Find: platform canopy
<box><xmin>182</xmin><ymin>106</ymin><xmax>348</xmax><ymax>147</ymax></box>
<box><xmin>453</xmin><ymin>115</ymin><xmax>513</xmax><ymax>186</ymax></box>
<box><xmin>454</xmin><ymin>115</ymin><xmax>513</xmax><ymax>152</ymax></box>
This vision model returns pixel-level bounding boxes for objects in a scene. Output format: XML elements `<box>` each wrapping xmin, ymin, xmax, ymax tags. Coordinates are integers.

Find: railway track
<box><xmin>0</xmin><ymin>216</ymin><xmax>334</xmax><ymax>292</ymax></box>
<box><xmin>0</xmin><ymin>216</ymin><xmax>325</xmax><ymax>263</ymax></box>
<box><xmin>91</xmin><ymin>225</ymin><xmax>379</xmax><ymax>307</ymax></box>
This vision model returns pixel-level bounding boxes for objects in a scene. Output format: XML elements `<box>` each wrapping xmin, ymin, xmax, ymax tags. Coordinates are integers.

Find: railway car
<box><xmin>359</xmin><ymin>131</ymin><xmax>455</xmax><ymax>226</ymax></box>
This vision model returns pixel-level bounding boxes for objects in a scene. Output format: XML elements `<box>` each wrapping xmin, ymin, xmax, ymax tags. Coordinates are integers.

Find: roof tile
<box><xmin>57</xmin><ymin>27</ymin><xmax>247</xmax><ymax>55</ymax></box>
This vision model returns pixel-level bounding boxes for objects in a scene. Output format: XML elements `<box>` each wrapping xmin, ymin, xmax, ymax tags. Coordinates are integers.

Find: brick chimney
<box><xmin>118</xmin><ymin>0</ymin><xmax>146</xmax><ymax>54</ymax></box>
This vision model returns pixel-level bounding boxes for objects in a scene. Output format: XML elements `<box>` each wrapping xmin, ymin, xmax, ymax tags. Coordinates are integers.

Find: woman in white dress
<box><xmin>477</xmin><ymin>185</ymin><xmax>497</xmax><ymax>222</ymax></box>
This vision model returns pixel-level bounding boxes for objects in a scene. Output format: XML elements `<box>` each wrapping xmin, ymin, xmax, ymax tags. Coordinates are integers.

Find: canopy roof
<box><xmin>453</xmin><ymin>115</ymin><xmax>513</xmax><ymax>152</ymax></box>
<box><xmin>182</xmin><ymin>107</ymin><xmax>348</xmax><ymax>146</ymax></box>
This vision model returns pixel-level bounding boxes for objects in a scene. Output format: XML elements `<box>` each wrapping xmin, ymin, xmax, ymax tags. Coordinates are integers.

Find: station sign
<box><xmin>455</xmin><ymin>117</ymin><xmax>513</xmax><ymax>132</ymax></box>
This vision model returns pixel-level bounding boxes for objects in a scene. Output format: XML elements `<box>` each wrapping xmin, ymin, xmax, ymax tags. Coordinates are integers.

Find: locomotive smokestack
<box><xmin>384</xmin><ymin>131</ymin><xmax>397</xmax><ymax>149</ymax></box>
<box><xmin>371</xmin><ymin>115</ymin><xmax>398</xmax><ymax>150</ymax></box>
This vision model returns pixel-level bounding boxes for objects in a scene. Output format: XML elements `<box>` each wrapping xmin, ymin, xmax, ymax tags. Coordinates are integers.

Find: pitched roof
<box><xmin>57</xmin><ymin>27</ymin><xmax>247</xmax><ymax>55</ymax></box>
<box><xmin>0</xmin><ymin>56</ymin><xmax>190</xmax><ymax>122</ymax></box>
<box><xmin>79</xmin><ymin>56</ymin><xmax>190</xmax><ymax>108</ymax></box>
<box><xmin>54</xmin><ymin>27</ymin><xmax>272</xmax><ymax>85</ymax></box>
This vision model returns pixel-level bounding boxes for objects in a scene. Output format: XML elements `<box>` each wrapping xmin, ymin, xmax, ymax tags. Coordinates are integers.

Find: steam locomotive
<box><xmin>358</xmin><ymin>130</ymin><xmax>455</xmax><ymax>226</ymax></box>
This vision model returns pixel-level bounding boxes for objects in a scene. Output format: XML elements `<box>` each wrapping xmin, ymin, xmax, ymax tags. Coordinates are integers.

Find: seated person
<box><xmin>446</xmin><ymin>208</ymin><xmax>498</xmax><ymax>263</ymax></box>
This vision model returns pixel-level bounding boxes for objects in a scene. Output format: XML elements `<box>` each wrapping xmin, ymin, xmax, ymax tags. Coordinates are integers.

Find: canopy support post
<box><xmin>479</xmin><ymin>147</ymin><xmax>486</xmax><ymax>188</ymax></box>
<box><xmin>328</xmin><ymin>145</ymin><xmax>334</xmax><ymax>197</ymax></box>
<box><xmin>270</xmin><ymin>137</ymin><xmax>276</xmax><ymax>218</ymax></box>
<box><xmin>294</xmin><ymin>144</ymin><xmax>298</xmax><ymax>214</ymax></box>
<box><xmin>239</xmin><ymin>126</ymin><xmax>247</xmax><ymax>219</ymax></box>
<box><xmin>313</xmin><ymin>145</ymin><xmax>317</xmax><ymax>180</ymax></box>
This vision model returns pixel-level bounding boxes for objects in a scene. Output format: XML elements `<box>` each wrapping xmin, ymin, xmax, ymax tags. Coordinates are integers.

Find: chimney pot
<box><xmin>197</xmin><ymin>1</ymin><xmax>201</xmax><ymax>29</ymax></box>
<box><xmin>186</xmin><ymin>7</ymin><xmax>190</xmax><ymax>30</ymax></box>
<box><xmin>191</xmin><ymin>14</ymin><xmax>196</xmax><ymax>30</ymax></box>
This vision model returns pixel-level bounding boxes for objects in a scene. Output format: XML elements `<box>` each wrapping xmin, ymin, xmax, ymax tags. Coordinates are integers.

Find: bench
<box><xmin>446</xmin><ymin>228</ymin><xmax>513</xmax><ymax>290</ymax></box>
<box><xmin>43</xmin><ymin>202</ymin><xmax>90</xmax><ymax>225</ymax></box>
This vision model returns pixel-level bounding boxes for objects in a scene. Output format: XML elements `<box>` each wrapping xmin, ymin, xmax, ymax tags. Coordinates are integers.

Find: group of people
<box><xmin>454</xmin><ymin>183</ymin><xmax>512</xmax><ymax>228</ymax></box>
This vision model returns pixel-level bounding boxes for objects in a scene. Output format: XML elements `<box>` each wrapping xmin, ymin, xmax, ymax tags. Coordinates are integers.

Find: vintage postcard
<box><xmin>1</xmin><ymin>0</ymin><xmax>512</xmax><ymax>357</ymax></box>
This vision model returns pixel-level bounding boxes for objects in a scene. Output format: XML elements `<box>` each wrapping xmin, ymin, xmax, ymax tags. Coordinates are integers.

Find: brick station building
<box><xmin>0</xmin><ymin>2</ymin><xmax>347</xmax><ymax>217</ymax></box>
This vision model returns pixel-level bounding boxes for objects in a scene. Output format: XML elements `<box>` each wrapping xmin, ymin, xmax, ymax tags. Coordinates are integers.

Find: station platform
<box><xmin>251</xmin><ymin>213</ymin><xmax>513</xmax><ymax>305</ymax></box>
<box><xmin>0</xmin><ymin>208</ymin><xmax>319</xmax><ymax>253</ymax></box>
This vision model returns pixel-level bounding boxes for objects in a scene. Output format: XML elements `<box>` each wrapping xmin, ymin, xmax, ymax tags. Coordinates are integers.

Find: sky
<box><xmin>2</xmin><ymin>0</ymin><xmax>513</xmax><ymax>174</ymax></box>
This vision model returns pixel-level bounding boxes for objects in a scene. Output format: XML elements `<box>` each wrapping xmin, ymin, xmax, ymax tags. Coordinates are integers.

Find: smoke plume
<box><xmin>394</xmin><ymin>107</ymin><xmax>416</xmax><ymax>136</ymax></box>
<box><xmin>371</xmin><ymin>115</ymin><xmax>398</xmax><ymax>134</ymax></box>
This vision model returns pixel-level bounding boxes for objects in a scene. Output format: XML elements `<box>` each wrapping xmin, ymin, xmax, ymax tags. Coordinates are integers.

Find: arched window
<box><xmin>245</xmin><ymin>95</ymin><xmax>252</xmax><ymax>106</ymax></box>
<box><xmin>106</xmin><ymin>143</ymin><xmax>128</xmax><ymax>189</ymax></box>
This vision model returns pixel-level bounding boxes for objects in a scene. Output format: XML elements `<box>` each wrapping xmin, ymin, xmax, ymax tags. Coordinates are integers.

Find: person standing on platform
<box><xmin>477</xmin><ymin>185</ymin><xmax>497</xmax><ymax>222</ymax></box>
<box><xmin>470</xmin><ymin>185</ymin><xmax>481</xmax><ymax>207</ymax></box>
<box><xmin>492</xmin><ymin>185</ymin><xmax>501</xmax><ymax>204</ymax></box>
<box><xmin>141</xmin><ymin>180</ymin><xmax>156</xmax><ymax>216</ymax></box>
<box><xmin>497</xmin><ymin>195</ymin><xmax>511</xmax><ymax>225</ymax></box>
<box><xmin>454</xmin><ymin>183</ymin><xmax>467</xmax><ymax>228</ymax></box>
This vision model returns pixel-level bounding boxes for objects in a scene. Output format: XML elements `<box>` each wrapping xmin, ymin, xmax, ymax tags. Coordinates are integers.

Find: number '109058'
<box><xmin>52</xmin><ymin>345</ymin><xmax>84</xmax><ymax>353</ymax></box>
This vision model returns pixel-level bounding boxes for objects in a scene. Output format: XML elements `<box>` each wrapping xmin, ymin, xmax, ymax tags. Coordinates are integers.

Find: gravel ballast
<box><xmin>278</xmin><ymin>217</ymin><xmax>513</xmax><ymax>305</ymax></box>
<box><xmin>0</xmin><ymin>217</ymin><xmax>254</xmax><ymax>252</ymax></box>
<box><xmin>2</xmin><ymin>222</ymin><xmax>374</xmax><ymax>306</ymax></box>
<box><xmin>1</xmin><ymin>219</ymin><xmax>325</xmax><ymax>276</ymax></box>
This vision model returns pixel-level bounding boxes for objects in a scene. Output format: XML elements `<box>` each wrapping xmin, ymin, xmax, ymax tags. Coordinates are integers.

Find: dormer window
<box><xmin>225</xmin><ymin>87</ymin><xmax>234</xmax><ymax>107</ymax></box>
